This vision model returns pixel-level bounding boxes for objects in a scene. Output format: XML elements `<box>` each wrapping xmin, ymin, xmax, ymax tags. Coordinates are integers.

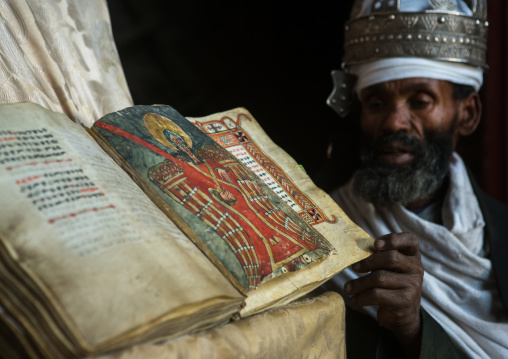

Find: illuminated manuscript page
<box><xmin>93</xmin><ymin>105</ymin><xmax>353</xmax><ymax>318</ymax></box>
<box><xmin>0</xmin><ymin>103</ymin><xmax>243</xmax><ymax>356</ymax></box>
<box><xmin>189</xmin><ymin>108</ymin><xmax>373</xmax><ymax>316</ymax></box>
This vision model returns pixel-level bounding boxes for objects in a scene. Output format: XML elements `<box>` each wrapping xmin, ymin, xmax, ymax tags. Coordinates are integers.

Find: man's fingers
<box><xmin>375</xmin><ymin>232</ymin><xmax>419</xmax><ymax>256</ymax></box>
<box><xmin>345</xmin><ymin>270</ymin><xmax>406</xmax><ymax>295</ymax></box>
<box><xmin>352</xmin><ymin>249</ymin><xmax>418</xmax><ymax>273</ymax></box>
<box><xmin>347</xmin><ymin>287</ymin><xmax>422</xmax><ymax>336</ymax></box>
<box><xmin>344</xmin><ymin>232</ymin><xmax>424</xmax><ymax>342</ymax></box>
<box><xmin>351</xmin><ymin>232</ymin><xmax>421</xmax><ymax>273</ymax></box>
<box><xmin>347</xmin><ymin>287</ymin><xmax>412</xmax><ymax>308</ymax></box>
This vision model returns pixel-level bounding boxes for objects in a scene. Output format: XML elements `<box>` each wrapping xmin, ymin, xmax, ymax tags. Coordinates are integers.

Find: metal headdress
<box><xmin>328</xmin><ymin>0</ymin><xmax>488</xmax><ymax>117</ymax></box>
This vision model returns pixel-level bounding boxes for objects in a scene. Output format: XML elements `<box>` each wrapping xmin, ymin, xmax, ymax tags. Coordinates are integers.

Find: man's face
<box><xmin>353</xmin><ymin>78</ymin><xmax>463</xmax><ymax>208</ymax></box>
<box><xmin>359</xmin><ymin>78</ymin><xmax>461</xmax><ymax>162</ymax></box>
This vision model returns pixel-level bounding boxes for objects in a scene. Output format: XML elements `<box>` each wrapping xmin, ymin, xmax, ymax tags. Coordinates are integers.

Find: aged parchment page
<box><xmin>0</xmin><ymin>103</ymin><xmax>243</xmax><ymax>357</ymax></box>
<box><xmin>189</xmin><ymin>108</ymin><xmax>374</xmax><ymax>316</ymax></box>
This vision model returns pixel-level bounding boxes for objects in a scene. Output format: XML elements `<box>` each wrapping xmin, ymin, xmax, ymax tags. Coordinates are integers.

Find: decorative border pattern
<box><xmin>343</xmin><ymin>12</ymin><xmax>488</xmax><ymax>68</ymax></box>
<box><xmin>193</xmin><ymin>114</ymin><xmax>338</xmax><ymax>226</ymax></box>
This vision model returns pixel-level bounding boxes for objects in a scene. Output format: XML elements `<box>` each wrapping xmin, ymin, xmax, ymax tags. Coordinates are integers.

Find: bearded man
<box><xmin>321</xmin><ymin>1</ymin><xmax>508</xmax><ymax>358</ymax></box>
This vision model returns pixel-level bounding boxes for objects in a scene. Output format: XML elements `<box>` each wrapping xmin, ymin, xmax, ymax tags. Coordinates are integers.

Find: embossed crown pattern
<box><xmin>343</xmin><ymin>0</ymin><xmax>488</xmax><ymax>68</ymax></box>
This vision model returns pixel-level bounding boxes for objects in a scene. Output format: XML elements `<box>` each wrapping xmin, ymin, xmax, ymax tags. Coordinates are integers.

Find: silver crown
<box><xmin>328</xmin><ymin>0</ymin><xmax>488</xmax><ymax>117</ymax></box>
<box><xmin>343</xmin><ymin>0</ymin><xmax>488</xmax><ymax>69</ymax></box>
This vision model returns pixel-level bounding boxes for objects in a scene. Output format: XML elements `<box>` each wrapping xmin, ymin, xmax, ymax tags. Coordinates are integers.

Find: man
<box><xmin>322</xmin><ymin>0</ymin><xmax>508</xmax><ymax>358</ymax></box>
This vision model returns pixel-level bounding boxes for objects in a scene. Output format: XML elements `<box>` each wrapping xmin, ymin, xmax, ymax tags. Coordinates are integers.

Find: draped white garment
<box><xmin>330</xmin><ymin>153</ymin><xmax>508</xmax><ymax>358</ymax></box>
<box><xmin>0</xmin><ymin>0</ymin><xmax>133</xmax><ymax>126</ymax></box>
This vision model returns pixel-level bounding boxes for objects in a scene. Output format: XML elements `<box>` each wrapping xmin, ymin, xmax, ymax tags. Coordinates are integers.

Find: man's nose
<box><xmin>380</xmin><ymin>105</ymin><xmax>411</xmax><ymax>134</ymax></box>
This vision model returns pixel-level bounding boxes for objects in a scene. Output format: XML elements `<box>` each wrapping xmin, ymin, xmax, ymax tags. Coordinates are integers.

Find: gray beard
<box><xmin>352</xmin><ymin>131</ymin><xmax>453</xmax><ymax>208</ymax></box>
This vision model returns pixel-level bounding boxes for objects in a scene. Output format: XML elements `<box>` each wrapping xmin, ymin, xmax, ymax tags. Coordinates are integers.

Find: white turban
<box><xmin>349</xmin><ymin>57</ymin><xmax>484</xmax><ymax>96</ymax></box>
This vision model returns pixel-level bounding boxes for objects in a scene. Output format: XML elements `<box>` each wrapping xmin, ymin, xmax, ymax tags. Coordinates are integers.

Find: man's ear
<box><xmin>457</xmin><ymin>92</ymin><xmax>482</xmax><ymax>136</ymax></box>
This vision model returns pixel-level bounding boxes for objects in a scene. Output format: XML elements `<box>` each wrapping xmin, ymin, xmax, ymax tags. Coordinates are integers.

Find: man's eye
<box><xmin>410</xmin><ymin>95</ymin><xmax>432</xmax><ymax>109</ymax></box>
<box><xmin>410</xmin><ymin>100</ymin><xmax>430</xmax><ymax>109</ymax></box>
<box><xmin>365</xmin><ymin>99</ymin><xmax>384</xmax><ymax>111</ymax></box>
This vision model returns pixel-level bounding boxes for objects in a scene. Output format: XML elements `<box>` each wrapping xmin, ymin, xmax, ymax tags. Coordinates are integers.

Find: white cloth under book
<box><xmin>90</xmin><ymin>292</ymin><xmax>346</xmax><ymax>359</ymax></box>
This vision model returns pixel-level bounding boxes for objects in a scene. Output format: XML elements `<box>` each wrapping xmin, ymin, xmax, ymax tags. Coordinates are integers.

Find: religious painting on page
<box><xmin>191</xmin><ymin>111</ymin><xmax>339</xmax><ymax>227</ymax></box>
<box><xmin>93</xmin><ymin>106</ymin><xmax>334</xmax><ymax>291</ymax></box>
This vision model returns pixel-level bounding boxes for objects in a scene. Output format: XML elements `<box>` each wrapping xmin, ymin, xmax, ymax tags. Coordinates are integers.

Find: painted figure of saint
<box><xmin>144</xmin><ymin>112</ymin><xmax>331</xmax><ymax>290</ymax></box>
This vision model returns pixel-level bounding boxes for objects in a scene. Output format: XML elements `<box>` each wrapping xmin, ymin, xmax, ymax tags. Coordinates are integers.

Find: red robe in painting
<box><xmin>148</xmin><ymin>144</ymin><xmax>330</xmax><ymax>290</ymax></box>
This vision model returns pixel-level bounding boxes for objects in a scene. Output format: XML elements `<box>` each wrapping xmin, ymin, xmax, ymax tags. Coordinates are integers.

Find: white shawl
<box><xmin>330</xmin><ymin>153</ymin><xmax>508</xmax><ymax>358</ymax></box>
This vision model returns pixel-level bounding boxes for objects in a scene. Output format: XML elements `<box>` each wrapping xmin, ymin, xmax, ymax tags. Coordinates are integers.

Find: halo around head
<box><xmin>143</xmin><ymin>112</ymin><xmax>193</xmax><ymax>150</ymax></box>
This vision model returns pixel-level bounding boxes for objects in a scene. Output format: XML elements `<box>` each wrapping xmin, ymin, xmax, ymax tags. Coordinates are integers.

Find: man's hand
<box><xmin>344</xmin><ymin>232</ymin><xmax>424</xmax><ymax>358</ymax></box>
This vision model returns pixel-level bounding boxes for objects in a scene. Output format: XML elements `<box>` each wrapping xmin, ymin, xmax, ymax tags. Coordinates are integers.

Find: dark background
<box><xmin>106</xmin><ymin>0</ymin><xmax>507</xmax><ymax>202</ymax></box>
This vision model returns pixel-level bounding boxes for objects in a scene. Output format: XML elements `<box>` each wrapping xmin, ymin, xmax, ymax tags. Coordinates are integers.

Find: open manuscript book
<box><xmin>0</xmin><ymin>103</ymin><xmax>372</xmax><ymax>358</ymax></box>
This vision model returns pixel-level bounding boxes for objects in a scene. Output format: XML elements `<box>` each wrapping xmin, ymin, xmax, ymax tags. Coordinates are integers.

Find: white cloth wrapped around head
<box><xmin>352</xmin><ymin>0</ymin><xmax>474</xmax><ymax>19</ymax></box>
<box><xmin>350</xmin><ymin>57</ymin><xmax>484</xmax><ymax>96</ymax></box>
